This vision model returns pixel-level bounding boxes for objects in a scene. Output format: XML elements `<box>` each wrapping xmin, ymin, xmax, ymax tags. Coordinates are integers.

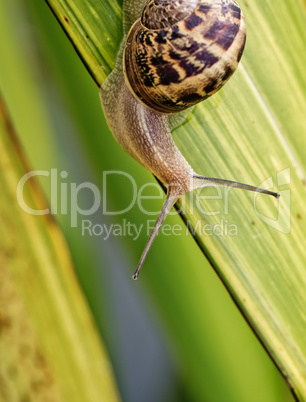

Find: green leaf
<box><xmin>45</xmin><ymin>0</ymin><xmax>122</xmax><ymax>83</ymax></box>
<box><xmin>6</xmin><ymin>0</ymin><xmax>306</xmax><ymax>400</ymax></box>
<box><xmin>44</xmin><ymin>0</ymin><xmax>306</xmax><ymax>399</ymax></box>
<box><xmin>0</xmin><ymin>96</ymin><xmax>120</xmax><ymax>400</ymax></box>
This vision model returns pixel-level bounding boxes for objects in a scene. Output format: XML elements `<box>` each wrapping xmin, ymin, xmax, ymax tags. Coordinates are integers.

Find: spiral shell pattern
<box><xmin>124</xmin><ymin>0</ymin><xmax>246</xmax><ymax>113</ymax></box>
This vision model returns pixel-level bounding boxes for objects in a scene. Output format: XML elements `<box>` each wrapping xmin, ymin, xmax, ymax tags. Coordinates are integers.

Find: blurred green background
<box><xmin>0</xmin><ymin>1</ymin><xmax>296</xmax><ymax>401</ymax></box>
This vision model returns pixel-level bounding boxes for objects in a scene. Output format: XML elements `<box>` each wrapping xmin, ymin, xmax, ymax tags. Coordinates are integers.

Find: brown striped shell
<box><xmin>124</xmin><ymin>0</ymin><xmax>246</xmax><ymax>113</ymax></box>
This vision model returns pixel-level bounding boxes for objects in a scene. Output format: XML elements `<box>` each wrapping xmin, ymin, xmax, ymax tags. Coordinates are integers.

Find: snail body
<box><xmin>100</xmin><ymin>0</ymin><xmax>278</xmax><ymax>279</ymax></box>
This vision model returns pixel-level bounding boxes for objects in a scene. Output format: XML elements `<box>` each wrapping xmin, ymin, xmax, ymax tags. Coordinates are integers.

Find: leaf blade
<box><xmin>43</xmin><ymin>0</ymin><xmax>306</xmax><ymax>398</ymax></box>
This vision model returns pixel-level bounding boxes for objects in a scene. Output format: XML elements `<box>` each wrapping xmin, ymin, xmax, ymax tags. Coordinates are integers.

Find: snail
<box><xmin>100</xmin><ymin>0</ymin><xmax>279</xmax><ymax>280</ymax></box>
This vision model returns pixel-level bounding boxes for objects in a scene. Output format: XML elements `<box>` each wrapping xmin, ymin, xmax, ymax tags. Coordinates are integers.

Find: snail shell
<box><xmin>124</xmin><ymin>0</ymin><xmax>246</xmax><ymax>113</ymax></box>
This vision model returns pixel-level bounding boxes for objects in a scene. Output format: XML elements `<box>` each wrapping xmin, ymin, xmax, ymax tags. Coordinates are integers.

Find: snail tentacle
<box><xmin>132</xmin><ymin>187</ymin><xmax>180</xmax><ymax>280</ymax></box>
